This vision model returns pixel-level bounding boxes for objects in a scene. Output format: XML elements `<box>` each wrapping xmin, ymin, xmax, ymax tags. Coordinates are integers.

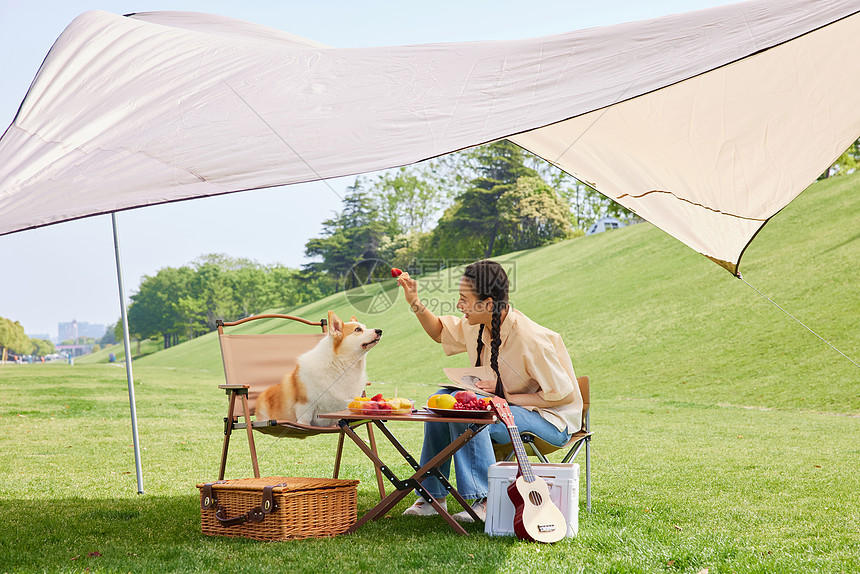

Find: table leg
<box><xmin>410</xmin><ymin>423</ymin><xmax>486</xmax><ymax>524</ymax></box>
<box><xmin>374</xmin><ymin>421</ymin><xmax>483</xmax><ymax>523</ymax></box>
<box><xmin>337</xmin><ymin>422</ymin><xmax>417</xmax><ymax>532</ymax></box>
<box><xmin>337</xmin><ymin>419</ymin><xmax>488</xmax><ymax>535</ymax></box>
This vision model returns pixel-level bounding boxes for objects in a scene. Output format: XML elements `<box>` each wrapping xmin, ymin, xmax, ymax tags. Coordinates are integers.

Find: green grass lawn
<box><xmin>1</xmin><ymin>365</ymin><xmax>857</xmax><ymax>573</ymax></box>
<box><xmin>1</xmin><ymin>173</ymin><xmax>858</xmax><ymax>573</ymax></box>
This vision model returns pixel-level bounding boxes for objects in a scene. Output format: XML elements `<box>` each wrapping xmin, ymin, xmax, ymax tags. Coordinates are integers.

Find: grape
<box><xmin>450</xmin><ymin>398</ymin><xmax>489</xmax><ymax>411</ymax></box>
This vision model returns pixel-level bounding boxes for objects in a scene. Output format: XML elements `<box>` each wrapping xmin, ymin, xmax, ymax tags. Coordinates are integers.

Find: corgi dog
<box><xmin>255</xmin><ymin>310</ymin><xmax>382</xmax><ymax>427</ymax></box>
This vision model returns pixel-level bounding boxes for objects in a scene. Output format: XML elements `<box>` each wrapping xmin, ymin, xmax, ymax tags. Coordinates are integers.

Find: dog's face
<box><xmin>327</xmin><ymin>311</ymin><xmax>382</xmax><ymax>356</ymax></box>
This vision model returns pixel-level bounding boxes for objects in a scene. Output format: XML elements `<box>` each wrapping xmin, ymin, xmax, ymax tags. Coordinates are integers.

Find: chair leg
<box><xmin>562</xmin><ymin>440</ymin><xmax>584</xmax><ymax>464</ymax></box>
<box><xmin>333</xmin><ymin>431</ymin><xmax>346</xmax><ymax>479</ymax></box>
<box><xmin>558</xmin><ymin>436</ymin><xmax>592</xmax><ymax>513</ymax></box>
<box><xmin>218</xmin><ymin>391</ymin><xmax>239</xmax><ymax>480</ymax></box>
<box><xmin>240</xmin><ymin>393</ymin><xmax>261</xmax><ymax>478</ymax></box>
<box><xmin>585</xmin><ymin>436</ymin><xmax>591</xmax><ymax>513</ymax></box>
<box><xmin>531</xmin><ymin>443</ymin><xmax>550</xmax><ymax>464</ymax></box>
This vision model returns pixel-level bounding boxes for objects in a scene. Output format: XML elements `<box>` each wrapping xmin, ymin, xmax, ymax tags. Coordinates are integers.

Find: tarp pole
<box><xmin>111</xmin><ymin>212</ymin><xmax>144</xmax><ymax>494</ymax></box>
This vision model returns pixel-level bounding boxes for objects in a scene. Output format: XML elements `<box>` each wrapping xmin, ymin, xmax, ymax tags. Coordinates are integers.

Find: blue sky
<box><xmin>0</xmin><ymin>0</ymin><xmax>725</xmax><ymax>339</ymax></box>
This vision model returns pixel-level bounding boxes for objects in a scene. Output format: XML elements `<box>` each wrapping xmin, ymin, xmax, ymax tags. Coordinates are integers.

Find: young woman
<box><xmin>397</xmin><ymin>260</ymin><xmax>583</xmax><ymax>522</ymax></box>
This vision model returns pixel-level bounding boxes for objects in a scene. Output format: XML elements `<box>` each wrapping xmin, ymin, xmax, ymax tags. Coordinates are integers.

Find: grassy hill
<box><xmin>131</xmin><ymin>172</ymin><xmax>858</xmax><ymax>412</ymax></box>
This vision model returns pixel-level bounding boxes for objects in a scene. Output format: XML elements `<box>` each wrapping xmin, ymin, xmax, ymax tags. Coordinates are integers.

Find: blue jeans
<box><xmin>417</xmin><ymin>389</ymin><xmax>571</xmax><ymax>500</ymax></box>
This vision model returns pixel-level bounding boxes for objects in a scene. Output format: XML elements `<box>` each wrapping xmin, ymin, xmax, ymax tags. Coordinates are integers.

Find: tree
<box><xmin>30</xmin><ymin>338</ymin><xmax>55</xmax><ymax>356</ymax></box>
<box><xmin>268</xmin><ymin>266</ymin><xmax>335</xmax><ymax>309</ymax></box>
<box><xmin>304</xmin><ymin>182</ymin><xmax>388</xmax><ymax>288</ymax></box>
<box><xmin>188</xmin><ymin>262</ymin><xmax>233</xmax><ymax>335</ymax></box>
<box><xmin>229</xmin><ymin>265</ymin><xmax>273</xmax><ymax>319</ymax></box>
<box><xmin>534</xmin><ymin>161</ymin><xmax>637</xmax><ymax>231</ymax></box>
<box><xmin>430</xmin><ymin>140</ymin><xmax>540</xmax><ymax>259</ymax></box>
<box><xmin>193</xmin><ymin>254</ymin><xmax>280</xmax><ymax>325</ymax></box>
<box><xmin>124</xmin><ymin>254</ymin><xmax>332</xmax><ymax>349</ymax></box>
<box><xmin>366</xmin><ymin>163</ymin><xmax>460</xmax><ymax>236</ymax></box>
<box><xmin>378</xmin><ymin>230</ymin><xmax>434</xmax><ymax>271</ymax></box>
<box><xmin>496</xmin><ymin>176</ymin><xmax>572</xmax><ymax>252</ymax></box>
<box><xmin>0</xmin><ymin>317</ymin><xmax>34</xmax><ymax>355</ymax></box>
<box><xmin>822</xmin><ymin>137</ymin><xmax>860</xmax><ymax>178</ymax></box>
<box><xmin>99</xmin><ymin>322</ymin><xmax>118</xmax><ymax>346</ymax></box>
<box><xmin>127</xmin><ymin>266</ymin><xmax>197</xmax><ymax>349</ymax></box>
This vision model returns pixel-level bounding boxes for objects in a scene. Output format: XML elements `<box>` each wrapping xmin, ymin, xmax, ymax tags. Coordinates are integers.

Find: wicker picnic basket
<box><xmin>197</xmin><ymin>476</ymin><xmax>359</xmax><ymax>541</ymax></box>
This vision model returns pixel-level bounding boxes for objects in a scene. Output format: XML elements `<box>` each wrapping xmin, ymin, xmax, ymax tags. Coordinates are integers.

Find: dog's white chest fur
<box><xmin>295</xmin><ymin>342</ymin><xmax>368</xmax><ymax>426</ymax></box>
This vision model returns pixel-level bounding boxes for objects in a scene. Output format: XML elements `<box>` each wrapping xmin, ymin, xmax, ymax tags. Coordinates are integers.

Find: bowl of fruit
<box><xmin>426</xmin><ymin>391</ymin><xmax>493</xmax><ymax>417</ymax></box>
<box><xmin>348</xmin><ymin>393</ymin><xmax>414</xmax><ymax>416</ymax></box>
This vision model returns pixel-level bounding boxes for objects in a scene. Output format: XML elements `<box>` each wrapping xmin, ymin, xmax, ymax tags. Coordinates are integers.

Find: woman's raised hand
<box><xmin>397</xmin><ymin>270</ymin><xmax>443</xmax><ymax>341</ymax></box>
<box><xmin>396</xmin><ymin>271</ymin><xmax>419</xmax><ymax>308</ymax></box>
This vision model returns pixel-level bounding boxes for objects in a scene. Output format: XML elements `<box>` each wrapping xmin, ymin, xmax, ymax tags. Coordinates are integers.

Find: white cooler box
<box><xmin>485</xmin><ymin>462</ymin><xmax>579</xmax><ymax>538</ymax></box>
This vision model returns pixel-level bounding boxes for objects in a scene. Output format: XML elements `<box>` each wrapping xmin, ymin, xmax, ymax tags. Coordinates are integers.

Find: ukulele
<box><xmin>490</xmin><ymin>397</ymin><xmax>567</xmax><ymax>543</ymax></box>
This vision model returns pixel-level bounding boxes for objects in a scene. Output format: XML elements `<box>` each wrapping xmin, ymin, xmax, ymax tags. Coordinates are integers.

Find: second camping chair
<box><xmin>492</xmin><ymin>375</ymin><xmax>593</xmax><ymax>511</ymax></box>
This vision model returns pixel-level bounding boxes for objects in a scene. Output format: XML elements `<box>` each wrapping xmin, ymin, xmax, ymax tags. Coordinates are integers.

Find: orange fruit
<box><xmin>427</xmin><ymin>395</ymin><xmax>438</xmax><ymax>408</ymax></box>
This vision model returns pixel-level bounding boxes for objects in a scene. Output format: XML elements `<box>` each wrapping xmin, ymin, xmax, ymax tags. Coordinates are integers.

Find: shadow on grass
<box><xmin>0</xmin><ymin>494</ymin><xmax>516</xmax><ymax>574</ymax></box>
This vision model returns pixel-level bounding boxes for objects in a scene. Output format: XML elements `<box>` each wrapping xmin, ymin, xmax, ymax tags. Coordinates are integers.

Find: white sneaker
<box><xmin>402</xmin><ymin>498</ymin><xmax>446</xmax><ymax>516</ymax></box>
<box><xmin>452</xmin><ymin>498</ymin><xmax>487</xmax><ymax>523</ymax></box>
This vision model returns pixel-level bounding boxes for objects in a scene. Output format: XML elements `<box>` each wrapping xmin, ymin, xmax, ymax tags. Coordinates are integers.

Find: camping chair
<box><xmin>216</xmin><ymin>313</ymin><xmax>385</xmax><ymax>498</ymax></box>
<box><xmin>492</xmin><ymin>375</ymin><xmax>593</xmax><ymax>511</ymax></box>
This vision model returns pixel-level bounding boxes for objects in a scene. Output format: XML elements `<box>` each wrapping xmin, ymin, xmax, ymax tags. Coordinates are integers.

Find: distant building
<box><xmin>58</xmin><ymin>320</ymin><xmax>106</xmax><ymax>343</ymax></box>
<box><xmin>586</xmin><ymin>216</ymin><xmax>625</xmax><ymax>235</ymax></box>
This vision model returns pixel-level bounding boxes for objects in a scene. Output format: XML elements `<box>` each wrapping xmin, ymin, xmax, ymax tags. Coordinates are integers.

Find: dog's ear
<box><xmin>350</xmin><ymin>315</ymin><xmax>358</xmax><ymax>323</ymax></box>
<box><xmin>328</xmin><ymin>310</ymin><xmax>344</xmax><ymax>339</ymax></box>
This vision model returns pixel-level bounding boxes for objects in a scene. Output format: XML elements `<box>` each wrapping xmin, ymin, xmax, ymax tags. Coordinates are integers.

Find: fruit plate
<box><xmin>425</xmin><ymin>407</ymin><xmax>495</xmax><ymax>418</ymax></box>
<box><xmin>348</xmin><ymin>406</ymin><xmax>413</xmax><ymax>416</ymax></box>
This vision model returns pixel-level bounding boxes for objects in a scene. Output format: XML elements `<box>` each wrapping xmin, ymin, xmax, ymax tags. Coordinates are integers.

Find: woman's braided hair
<box><xmin>463</xmin><ymin>260</ymin><xmax>509</xmax><ymax>397</ymax></box>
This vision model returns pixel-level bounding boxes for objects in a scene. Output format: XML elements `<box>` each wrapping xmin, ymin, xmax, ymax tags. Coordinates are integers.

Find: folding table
<box><xmin>319</xmin><ymin>408</ymin><xmax>497</xmax><ymax>536</ymax></box>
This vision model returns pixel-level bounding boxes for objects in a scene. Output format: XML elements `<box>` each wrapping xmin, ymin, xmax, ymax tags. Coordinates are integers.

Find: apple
<box><xmin>455</xmin><ymin>391</ymin><xmax>477</xmax><ymax>404</ymax></box>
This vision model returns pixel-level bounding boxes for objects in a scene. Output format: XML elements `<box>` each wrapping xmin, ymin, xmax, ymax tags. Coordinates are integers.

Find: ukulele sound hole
<box><xmin>528</xmin><ymin>491</ymin><xmax>543</xmax><ymax>506</ymax></box>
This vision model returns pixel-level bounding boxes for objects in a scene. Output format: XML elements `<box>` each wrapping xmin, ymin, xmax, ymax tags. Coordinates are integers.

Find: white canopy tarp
<box><xmin>1</xmin><ymin>0</ymin><xmax>859</xmax><ymax>274</ymax></box>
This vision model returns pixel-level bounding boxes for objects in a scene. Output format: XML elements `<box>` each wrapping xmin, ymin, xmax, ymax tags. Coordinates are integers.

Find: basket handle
<box><xmin>215</xmin><ymin>505</ymin><xmax>265</xmax><ymax>527</ymax></box>
<box><xmin>201</xmin><ymin>483</ymin><xmax>283</xmax><ymax>528</ymax></box>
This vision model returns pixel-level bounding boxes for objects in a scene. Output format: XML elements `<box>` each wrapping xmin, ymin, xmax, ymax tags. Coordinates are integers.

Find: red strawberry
<box><xmin>391</xmin><ymin>268</ymin><xmax>403</xmax><ymax>277</ymax></box>
<box><xmin>371</xmin><ymin>393</ymin><xmax>384</xmax><ymax>402</ymax></box>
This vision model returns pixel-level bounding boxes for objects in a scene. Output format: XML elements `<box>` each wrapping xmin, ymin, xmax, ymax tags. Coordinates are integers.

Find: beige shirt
<box><xmin>438</xmin><ymin>307</ymin><xmax>583</xmax><ymax>433</ymax></box>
